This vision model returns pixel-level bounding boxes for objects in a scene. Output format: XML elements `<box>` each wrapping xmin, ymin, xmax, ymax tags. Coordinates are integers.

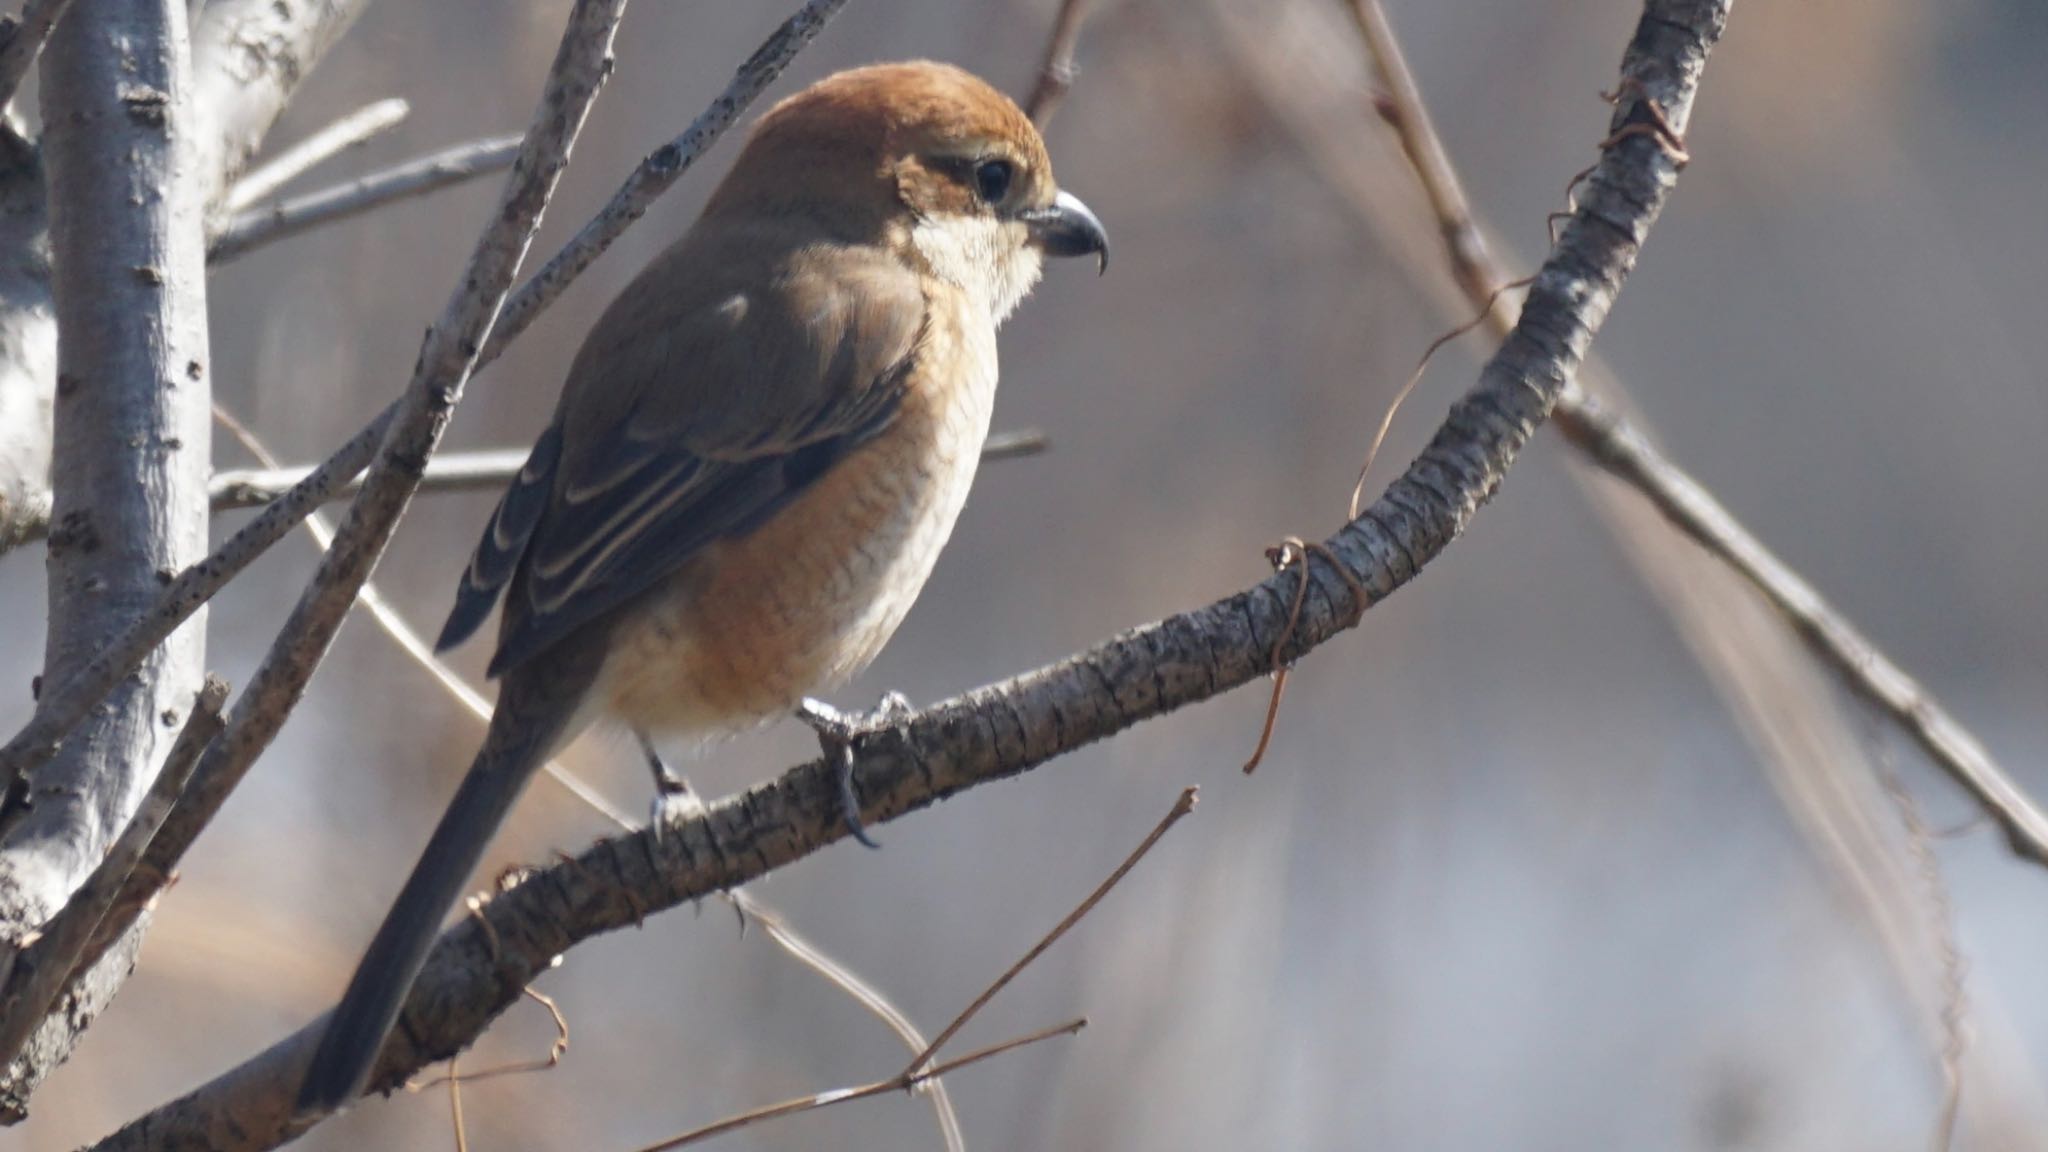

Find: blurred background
<box><xmin>7</xmin><ymin>0</ymin><xmax>2048</xmax><ymax>1147</ymax></box>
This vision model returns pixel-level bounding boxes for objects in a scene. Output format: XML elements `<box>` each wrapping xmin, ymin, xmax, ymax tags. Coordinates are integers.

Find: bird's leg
<box><xmin>796</xmin><ymin>692</ymin><xmax>914</xmax><ymax>850</ymax></box>
<box><xmin>637</xmin><ymin>730</ymin><xmax>699</xmax><ymax>840</ymax></box>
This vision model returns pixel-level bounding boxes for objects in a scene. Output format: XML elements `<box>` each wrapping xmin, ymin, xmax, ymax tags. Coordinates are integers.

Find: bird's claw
<box><xmin>638</xmin><ymin>732</ymin><xmax>698</xmax><ymax>842</ymax></box>
<box><xmin>797</xmin><ymin>693</ymin><xmax>913</xmax><ymax>850</ymax></box>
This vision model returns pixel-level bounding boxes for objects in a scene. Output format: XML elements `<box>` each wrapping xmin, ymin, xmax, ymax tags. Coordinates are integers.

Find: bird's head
<box><xmin>705</xmin><ymin>60</ymin><xmax>1107</xmax><ymax>321</ymax></box>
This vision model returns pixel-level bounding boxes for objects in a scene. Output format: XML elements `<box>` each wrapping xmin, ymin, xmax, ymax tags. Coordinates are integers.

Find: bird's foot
<box><xmin>797</xmin><ymin>692</ymin><xmax>914</xmax><ymax>850</ymax></box>
<box><xmin>637</xmin><ymin>732</ymin><xmax>701</xmax><ymax>840</ymax></box>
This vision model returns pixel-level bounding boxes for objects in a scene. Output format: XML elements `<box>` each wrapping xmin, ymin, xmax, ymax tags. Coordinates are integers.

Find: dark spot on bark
<box><xmin>117</xmin><ymin>83</ymin><xmax>169</xmax><ymax>126</ymax></box>
<box><xmin>161</xmin><ymin>708</ymin><xmax>179</xmax><ymax>726</ymax></box>
<box><xmin>30</xmin><ymin>675</ymin><xmax>40</xmax><ymax>701</ymax></box>
<box><xmin>48</xmin><ymin>510</ymin><xmax>98</xmax><ymax>554</ymax></box>
<box><xmin>186</xmin><ymin>359</ymin><xmax>203</xmax><ymax>380</ymax></box>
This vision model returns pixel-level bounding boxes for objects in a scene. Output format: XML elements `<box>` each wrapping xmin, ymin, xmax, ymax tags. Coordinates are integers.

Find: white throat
<box><xmin>909</xmin><ymin>215</ymin><xmax>1045</xmax><ymax>324</ymax></box>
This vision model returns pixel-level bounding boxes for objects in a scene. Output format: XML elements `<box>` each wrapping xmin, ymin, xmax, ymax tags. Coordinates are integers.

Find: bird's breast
<box><xmin>601</xmin><ymin>302</ymin><xmax>999</xmax><ymax>739</ymax></box>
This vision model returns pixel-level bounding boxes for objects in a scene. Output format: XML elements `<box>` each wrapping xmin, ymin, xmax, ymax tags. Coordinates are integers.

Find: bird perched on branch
<box><xmin>296</xmin><ymin>60</ymin><xmax>1107</xmax><ymax>1116</ymax></box>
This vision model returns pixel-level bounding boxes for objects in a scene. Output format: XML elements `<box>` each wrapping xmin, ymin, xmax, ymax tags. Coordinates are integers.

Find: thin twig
<box><xmin>406</xmin><ymin>987</ymin><xmax>570</xmax><ymax>1092</ymax></box>
<box><xmin>0</xmin><ymin>0</ymin><xmax>76</xmax><ymax>113</ymax></box>
<box><xmin>224</xmin><ymin>96</ymin><xmax>411</xmax><ymax>212</ymax></box>
<box><xmin>210</xmin><ymin>447</ymin><xmax>534</xmax><ymax>509</ymax></box>
<box><xmin>481</xmin><ymin>0</ymin><xmax>851</xmax><ymax>362</ymax></box>
<box><xmin>1023</xmin><ymin>0</ymin><xmax>1095</xmax><ymax>126</ymax></box>
<box><xmin>209</xmin><ymin>429</ymin><xmax>1044</xmax><ymax>511</ymax></box>
<box><xmin>0</xmin><ymin>678</ymin><xmax>225</xmax><ymax>1071</ymax></box>
<box><xmin>212</xmin><ymin>133</ymin><xmax>522</xmax><ymax>262</ymax></box>
<box><xmin>447</xmin><ymin>1056</ymin><xmax>468</xmax><ymax>1152</ymax></box>
<box><xmin>1344</xmin><ymin>0</ymin><xmax>2048</xmax><ymax>866</ymax></box>
<box><xmin>730</xmin><ymin>894</ymin><xmax>967</xmax><ymax>1152</ymax></box>
<box><xmin>0</xmin><ymin>426</ymin><xmax>1046</xmax><ymax>551</ymax></box>
<box><xmin>1871</xmin><ymin>741</ymin><xmax>1968</xmax><ymax>1152</ymax></box>
<box><xmin>906</xmin><ymin>787</ymin><xmax>1196</xmax><ymax>1076</ymax></box>
<box><xmin>0</xmin><ymin>0</ymin><xmax>853</xmax><ymax>797</ymax></box>
<box><xmin>635</xmin><ymin>1018</ymin><xmax>1086</xmax><ymax>1152</ymax></box>
<box><xmin>1557</xmin><ymin>392</ymin><xmax>2048</xmax><ymax>862</ymax></box>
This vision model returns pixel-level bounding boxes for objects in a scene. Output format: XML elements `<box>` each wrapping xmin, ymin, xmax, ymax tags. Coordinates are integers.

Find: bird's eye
<box><xmin>973</xmin><ymin>158</ymin><xmax>1014</xmax><ymax>204</ymax></box>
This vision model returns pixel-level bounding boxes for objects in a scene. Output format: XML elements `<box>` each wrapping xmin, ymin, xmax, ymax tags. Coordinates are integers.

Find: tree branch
<box><xmin>148</xmin><ymin>0</ymin><xmax>626</xmax><ymax>1023</ymax></box>
<box><xmin>188</xmin><ymin>0</ymin><xmax>375</xmax><ymax>210</ymax></box>
<box><xmin>0</xmin><ymin>430</ymin><xmax>1043</xmax><ymax>552</ymax></box>
<box><xmin>1342</xmin><ymin>0</ymin><xmax>2048</xmax><ymax>864</ymax></box>
<box><xmin>0</xmin><ymin>0</ymin><xmax>213</xmax><ymax>1115</ymax></box>
<box><xmin>1022</xmin><ymin>0</ymin><xmax>1094</xmax><ymax>126</ymax></box>
<box><xmin>223</xmin><ymin>96</ymin><xmax>410</xmax><ymax>212</ymax></box>
<box><xmin>0</xmin><ymin>678</ymin><xmax>224</xmax><ymax>1079</ymax></box>
<box><xmin>0</xmin><ymin>0</ymin><xmax>853</xmax><ymax>797</ymax></box>
<box><xmin>1553</xmin><ymin>390</ymin><xmax>2048</xmax><ymax>858</ymax></box>
<box><xmin>84</xmin><ymin>3</ymin><xmax>1731</xmax><ymax>1147</ymax></box>
<box><xmin>210</xmin><ymin>132</ymin><xmax>522</xmax><ymax>263</ymax></box>
<box><xmin>0</xmin><ymin>0</ymin><xmax>76</xmax><ymax>114</ymax></box>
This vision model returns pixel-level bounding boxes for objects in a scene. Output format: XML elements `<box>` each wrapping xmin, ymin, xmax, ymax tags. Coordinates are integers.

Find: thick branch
<box><xmin>0</xmin><ymin>0</ymin><xmax>852</xmax><ymax>795</ymax></box>
<box><xmin>0</xmin><ymin>678</ymin><xmax>224</xmax><ymax>1080</ymax></box>
<box><xmin>0</xmin><ymin>0</ymin><xmax>212</xmax><ymax>1115</ymax></box>
<box><xmin>86</xmin><ymin>3</ymin><xmax>1730</xmax><ymax>1147</ymax></box>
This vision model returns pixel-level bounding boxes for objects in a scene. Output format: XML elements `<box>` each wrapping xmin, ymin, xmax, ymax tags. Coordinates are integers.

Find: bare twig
<box><xmin>0</xmin><ymin>0</ymin><xmax>75</xmax><ymax>113</ymax></box>
<box><xmin>1871</xmin><ymin>742</ymin><xmax>1967</xmax><ymax>1152</ymax></box>
<box><xmin>212</xmin><ymin>133</ymin><xmax>522</xmax><ymax>262</ymax></box>
<box><xmin>209</xmin><ymin>429</ymin><xmax>1042</xmax><ymax>513</ymax></box>
<box><xmin>210</xmin><ymin>446</ymin><xmax>536</xmax><ymax>509</ymax></box>
<box><xmin>1342</xmin><ymin>0</ymin><xmax>2048</xmax><ymax>865</ymax></box>
<box><xmin>0</xmin><ymin>427</ymin><xmax>1046</xmax><ymax>551</ymax></box>
<box><xmin>482</xmin><ymin>0</ymin><xmax>851</xmax><ymax>361</ymax></box>
<box><xmin>224</xmin><ymin>96</ymin><xmax>411</xmax><ymax>212</ymax></box>
<box><xmin>905</xmin><ymin>786</ymin><xmax>1195</xmax><ymax>1077</ymax></box>
<box><xmin>84</xmin><ymin>7</ymin><xmax>1730</xmax><ymax>1145</ymax></box>
<box><xmin>406</xmin><ymin>986</ymin><xmax>569</xmax><ymax>1092</ymax></box>
<box><xmin>1555</xmin><ymin>392</ymin><xmax>2048</xmax><ymax>861</ymax></box>
<box><xmin>1023</xmin><ymin>0</ymin><xmax>1095</xmax><ymax>126</ymax></box>
<box><xmin>636</xmin><ymin>1019</ymin><xmax>1086</xmax><ymax>1152</ymax></box>
<box><xmin>0</xmin><ymin>0</ymin><xmax>853</xmax><ymax>797</ymax></box>
<box><xmin>0</xmin><ymin>678</ymin><xmax>225</xmax><ymax>1072</ymax></box>
<box><xmin>731</xmin><ymin>896</ymin><xmax>966</xmax><ymax>1152</ymax></box>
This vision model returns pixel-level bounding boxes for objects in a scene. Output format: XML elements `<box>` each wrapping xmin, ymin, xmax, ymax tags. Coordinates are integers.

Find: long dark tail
<box><xmin>295</xmin><ymin>652</ymin><xmax>598</xmax><ymax>1117</ymax></box>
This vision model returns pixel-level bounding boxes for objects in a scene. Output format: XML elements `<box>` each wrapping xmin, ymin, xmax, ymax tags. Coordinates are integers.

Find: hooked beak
<box><xmin>1020</xmin><ymin>189</ymin><xmax>1108</xmax><ymax>274</ymax></box>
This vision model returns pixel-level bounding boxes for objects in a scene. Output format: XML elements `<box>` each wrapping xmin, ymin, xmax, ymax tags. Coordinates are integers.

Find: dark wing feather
<box><xmin>435</xmin><ymin>421</ymin><xmax>564</xmax><ymax>653</ymax></box>
<box><xmin>472</xmin><ymin>233</ymin><xmax>926</xmax><ymax>678</ymax></box>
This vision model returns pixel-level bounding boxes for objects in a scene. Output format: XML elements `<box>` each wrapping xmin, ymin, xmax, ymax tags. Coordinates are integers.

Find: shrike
<box><xmin>297</xmin><ymin>60</ymin><xmax>1107</xmax><ymax>1115</ymax></box>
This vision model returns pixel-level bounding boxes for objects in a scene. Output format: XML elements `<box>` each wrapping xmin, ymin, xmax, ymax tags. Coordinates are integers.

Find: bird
<box><xmin>295</xmin><ymin>60</ymin><xmax>1107</xmax><ymax>1117</ymax></box>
